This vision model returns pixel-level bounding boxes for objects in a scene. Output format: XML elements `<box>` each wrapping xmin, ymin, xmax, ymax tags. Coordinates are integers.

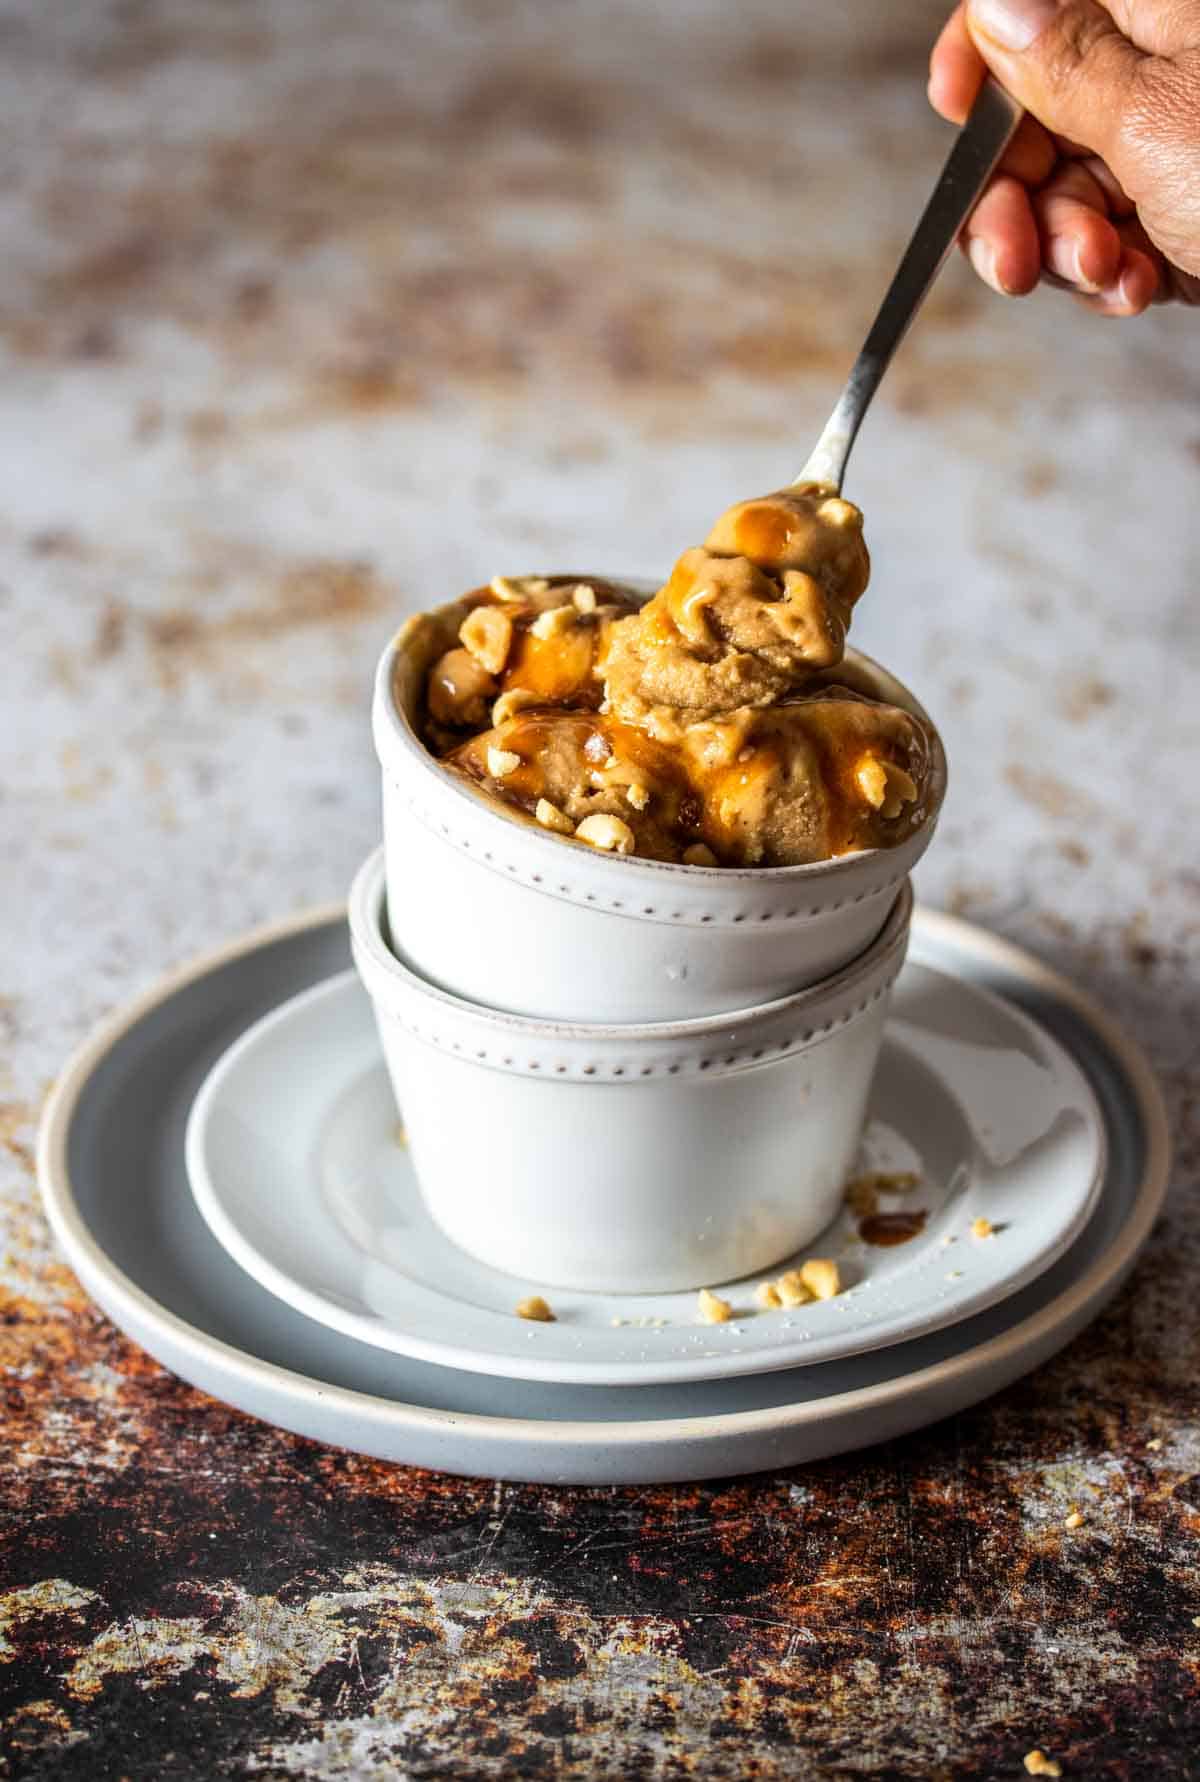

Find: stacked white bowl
<box><xmin>350</xmin><ymin>586</ymin><xmax>946</xmax><ymax>1296</ymax></box>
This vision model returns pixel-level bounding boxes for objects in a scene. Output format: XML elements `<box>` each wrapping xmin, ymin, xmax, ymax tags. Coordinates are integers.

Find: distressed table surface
<box><xmin>2</xmin><ymin>0</ymin><xmax>1199</xmax><ymax>1776</ymax></box>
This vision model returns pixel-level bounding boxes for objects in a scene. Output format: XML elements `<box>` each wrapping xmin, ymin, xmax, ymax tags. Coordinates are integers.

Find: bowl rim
<box><xmin>350</xmin><ymin>845</ymin><xmax>912</xmax><ymax>1060</ymax></box>
<box><xmin>372</xmin><ymin>577</ymin><xmax>949</xmax><ymax>889</ymax></box>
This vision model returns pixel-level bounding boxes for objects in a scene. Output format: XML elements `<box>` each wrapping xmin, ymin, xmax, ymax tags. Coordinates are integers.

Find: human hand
<box><xmin>928</xmin><ymin>0</ymin><xmax>1200</xmax><ymax>314</ymax></box>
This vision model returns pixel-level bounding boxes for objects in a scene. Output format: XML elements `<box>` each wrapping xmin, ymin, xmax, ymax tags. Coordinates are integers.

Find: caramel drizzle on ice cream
<box><xmin>419</xmin><ymin>491</ymin><xmax>932</xmax><ymax>867</ymax></box>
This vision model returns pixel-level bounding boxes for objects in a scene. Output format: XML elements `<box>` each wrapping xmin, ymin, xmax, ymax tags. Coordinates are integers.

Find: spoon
<box><xmin>796</xmin><ymin>76</ymin><xmax>1024</xmax><ymax>492</ymax></box>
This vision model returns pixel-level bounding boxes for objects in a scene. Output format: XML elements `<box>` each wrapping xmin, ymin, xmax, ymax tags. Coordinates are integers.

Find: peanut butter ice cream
<box><xmin>416</xmin><ymin>484</ymin><xmax>935</xmax><ymax>868</ymax></box>
<box><xmin>603</xmin><ymin>486</ymin><xmax>869</xmax><ymax>735</ymax></box>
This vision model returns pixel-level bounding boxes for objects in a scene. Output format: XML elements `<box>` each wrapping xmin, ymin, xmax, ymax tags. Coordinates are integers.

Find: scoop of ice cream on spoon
<box><xmin>600</xmin><ymin>483</ymin><xmax>869</xmax><ymax>736</ymax></box>
<box><xmin>597</xmin><ymin>78</ymin><xmax>1023</xmax><ymax>739</ymax></box>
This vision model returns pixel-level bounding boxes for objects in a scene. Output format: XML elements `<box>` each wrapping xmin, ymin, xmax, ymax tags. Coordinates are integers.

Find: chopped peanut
<box><xmin>535</xmin><ymin>798</ymin><xmax>575</xmax><ymax>835</ymax></box>
<box><xmin>775</xmin><ymin>1269</ymin><xmax>813</xmax><ymax>1308</ymax></box>
<box><xmin>819</xmin><ymin>496</ymin><xmax>859</xmax><ymax>529</ymax></box>
<box><xmin>530</xmin><ymin>604</ymin><xmax>577</xmax><ymax>640</ymax></box>
<box><xmin>855</xmin><ymin>755</ymin><xmax>918</xmax><ymax>818</ymax></box>
<box><xmin>682</xmin><ymin>843</ymin><xmax>718</xmax><ymax>868</ymax></box>
<box><xmin>855</xmin><ymin>756</ymin><xmax>888</xmax><ymax>809</ymax></box>
<box><xmin>486</xmin><ymin>747</ymin><xmax>521</xmax><ymax>779</ymax></box>
<box><xmin>515</xmin><ymin>1295</ymin><xmax>555</xmax><ymax>1322</ymax></box>
<box><xmin>743</xmin><ymin>1259</ymin><xmax>846</xmax><ymax>1314</ymax></box>
<box><xmin>576</xmin><ymin>814</ymin><xmax>635</xmax><ymax>854</ymax></box>
<box><xmin>1023</xmin><ymin>1753</ymin><xmax>1062</xmax><ymax>1779</ymax></box>
<box><xmin>459</xmin><ymin>604</ymin><xmax>514</xmax><ymax>676</ymax></box>
<box><xmin>626</xmin><ymin>781</ymin><xmax>650</xmax><ymax>811</ymax></box>
<box><xmin>799</xmin><ymin>1258</ymin><xmax>841</xmax><ymax>1301</ymax></box>
<box><xmin>1063</xmin><ymin>1509</ymin><xmax>1084</xmax><ymax>1529</ymax></box>
<box><xmin>698</xmin><ymin>1287</ymin><xmax>733</xmax><ymax>1324</ymax></box>
<box><xmin>491</xmin><ymin>687</ymin><xmax>541</xmax><ymax>726</ymax></box>
<box><xmin>879</xmin><ymin>762</ymin><xmax>918</xmax><ymax>819</ymax></box>
<box><xmin>427</xmin><ymin>648</ymin><xmax>498</xmax><ymax>729</ymax></box>
<box><xmin>490</xmin><ymin>574</ymin><xmax>550</xmax><ymax>602</ymax></box>
<box><xmin>572</xmin><ymin>583</ymin><xmax>598</xmax><ymax>613</ymax></box>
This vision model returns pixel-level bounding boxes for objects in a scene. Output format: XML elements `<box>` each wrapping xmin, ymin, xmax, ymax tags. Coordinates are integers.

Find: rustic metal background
<box><xmin>3</xmin><ymin>0</ymin><xmax>1199</xmax><ymax>1774</ymax></box>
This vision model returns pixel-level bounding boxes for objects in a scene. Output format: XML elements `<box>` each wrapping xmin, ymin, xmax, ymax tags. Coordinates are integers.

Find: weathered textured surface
<box><xmin>2</xmin><ymin>0</ymin><xmax>1199</xmax><ymax>1775</ymax></box>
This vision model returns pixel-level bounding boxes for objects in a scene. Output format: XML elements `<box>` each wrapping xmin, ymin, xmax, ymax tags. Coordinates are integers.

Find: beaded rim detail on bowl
<box><xmin>349</xmin><ymin>850</ymin><xmax>913</xmax><ymax>1081</ymax></box>
<box><xmin>373</xmin><ymin>619</ymin><xmax>949</xmax><ymax>928</ymax></box>
<box><xmin>370</xmin><ymin>978</ymin><xmax>899</xmax><ymax>1080</ymax></box>
<box><xmin>387</xmin><ymin>782</ymin><xmax>914</xmax><ymax>929</ymax></box>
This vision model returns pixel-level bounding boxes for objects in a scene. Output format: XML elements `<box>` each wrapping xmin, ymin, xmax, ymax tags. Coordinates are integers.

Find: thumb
<box><xmin>965</xmin><ymin>0</ymin><xmax>1146</xmax><ymax>166</ymax></box>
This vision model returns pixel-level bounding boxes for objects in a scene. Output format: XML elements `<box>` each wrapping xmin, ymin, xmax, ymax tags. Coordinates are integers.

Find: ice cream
<box><xmin>417</xmin><ymin>486</ymin><xmax>936</xmax><ymax>868</ymax></box>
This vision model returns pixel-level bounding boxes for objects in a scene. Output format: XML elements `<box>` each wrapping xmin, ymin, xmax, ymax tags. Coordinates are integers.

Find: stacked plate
<box><xmin>37</xmin><ymin>603</ymin><xmax>1169</xmax><ymax>1484</ymax></box>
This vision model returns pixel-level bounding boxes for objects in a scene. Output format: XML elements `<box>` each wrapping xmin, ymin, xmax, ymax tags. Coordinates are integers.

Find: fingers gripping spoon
<box><xmin>796</xmin><ymin>78</ymin><xmax>1024</xmax><ymax>493</ymax></box>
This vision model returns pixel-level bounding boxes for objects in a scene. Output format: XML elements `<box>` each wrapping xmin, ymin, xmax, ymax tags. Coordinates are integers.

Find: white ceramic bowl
<box><xmin>349</xmin><ymin>848</ymin><xmax>913</xmax><ymax>1294</ymax></box>
<box><xmin>373</xmin><ymin>582</ymin><xmax>945</xmax><ymax>1021</ymax></box>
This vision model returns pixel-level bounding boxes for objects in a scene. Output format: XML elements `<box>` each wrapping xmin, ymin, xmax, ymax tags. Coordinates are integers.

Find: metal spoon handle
<box><xmin>795</xmin><ymin>77</ymin><xmax>1024</xmax><ymax>491</ymax></box>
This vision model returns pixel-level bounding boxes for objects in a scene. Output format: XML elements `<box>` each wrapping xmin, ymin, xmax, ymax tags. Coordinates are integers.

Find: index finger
<box><xmin>929</xmin><ymin>5</ymin><xmax>1057</xmax><ymax>184</ymax></box>
<box><xmin>928</xmin><ymin>5</ymin><xmax>985</xmax><ymax>122</ymax></box>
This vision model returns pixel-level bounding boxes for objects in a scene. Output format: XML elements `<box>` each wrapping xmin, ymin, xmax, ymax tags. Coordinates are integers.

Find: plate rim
<box><xmin>37</xmin><ymin>902</ymin><xmax>1171</xmax><ymax>1451</ymax></box>
<box><xmin>182</xmin><ymin>966</ymin><xmax>1109</xmax><ymax>1386</ymax></box>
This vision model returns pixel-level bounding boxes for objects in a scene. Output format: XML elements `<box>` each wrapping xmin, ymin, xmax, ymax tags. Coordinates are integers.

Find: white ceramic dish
<box><xmin>349</xmin><ymin>848</ymin><xmax>911</xmax><ymax>1293</ymax></box>
<box><xmin>375</xmin><ymin>584</ymin><xmax>947</xmax><ymax>1021</ymax></box>
<box><xmin>186</xmin><ymin>961</ymin><xmax>1107</xmax><ymax>1386</ymax></box>
<box><xmin>36</xmin><ymin>904</ymin><xmax>1169</xmax><ymax>1484</ymax></box>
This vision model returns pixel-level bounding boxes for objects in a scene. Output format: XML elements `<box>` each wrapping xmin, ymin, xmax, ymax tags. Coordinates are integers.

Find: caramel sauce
<box><xmin>858</xmin><ymin>1209</ymin><xmax>928</xmax><ymax>1247</ymax></box>
<box><xmin>732</xmin><ymin>503</ymin><xmax>798</xmax><ymax>567</ymax></box>
<box><xmin>604</xmin><ymin>716</ymin><xmax>690</xmax><ymax>785</ymax></box>
<box><xmin>801</xmin><ymin>717</ymin><xmax>870</xmax><ymax>859</ymax></box>
<box><xmin>456</xmin><ymin>708</ymin><xmax>709</xmax><ymax>857</ymax></box>
<box><xmin>640</xmin><ymin>597</ymin><xmax>683</xmax><ymax>650</ymax></box>
<box><xmin>502</xmin><ymin>624</ymin><xmax>599</xmax><ymax>703</ymax></box>
<box><xmin>702</xmin><ymin>749</ymin><xmax>777</xmax><ymax>859</ymax></box>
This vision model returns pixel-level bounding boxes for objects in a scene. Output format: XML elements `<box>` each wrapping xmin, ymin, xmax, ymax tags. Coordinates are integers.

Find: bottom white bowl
<box><xmin>349</xmin><ymin>849</ymin><xmax>912</xmax><ymax>1295</ymax></box>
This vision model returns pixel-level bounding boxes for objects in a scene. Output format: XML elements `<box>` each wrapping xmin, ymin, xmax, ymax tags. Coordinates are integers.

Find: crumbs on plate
<box><xmin>515</xmin><ymin>1295</ymin><xmax>555</xmax><ymax>1322</ymax></box>
<box><xmin>697</xmin><ymin>1287</ymin><xmax>733</xmax><ymax>1324</ymax></box>
<box><xmin>754</xmin><ymin>1258</ymin><xmax>842</xmax><ymax>1312</ymax></box>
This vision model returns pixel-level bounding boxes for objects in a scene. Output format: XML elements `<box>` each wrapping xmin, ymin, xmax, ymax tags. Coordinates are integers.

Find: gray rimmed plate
<box><xmin>37</xmin><ymin>907</ymin><xmax>1169</xmax><ymax>1484</ymax></box>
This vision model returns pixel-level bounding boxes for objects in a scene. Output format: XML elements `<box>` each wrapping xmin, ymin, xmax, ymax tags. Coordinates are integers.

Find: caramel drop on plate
<box><xmin>858</xmin><ymin>1209</ymin><xmax>928</xmax><ymax>1247</ymax></box>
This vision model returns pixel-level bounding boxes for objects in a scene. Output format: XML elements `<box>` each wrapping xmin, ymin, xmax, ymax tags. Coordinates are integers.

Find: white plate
<box><xmin>186</xmin><ymin>965</ymin><xmax>1106</xmax><ymax>1386</ymax></box>
<box><xmin>36</xmin><ymin>906</ymin><xmax>1169</xmax><ymax>1484</ymax></box>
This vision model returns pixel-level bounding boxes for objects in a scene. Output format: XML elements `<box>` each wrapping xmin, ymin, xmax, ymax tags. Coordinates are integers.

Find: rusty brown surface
<box><xmin>3</xmin><ymin>0</ymin><xmax>1200</xmax><ymax>1775</ymax></box>
<box><xmin>2</xmin><ymin>1204</ymin><xmax>1200</xmax><ymax>1778</ymax></box>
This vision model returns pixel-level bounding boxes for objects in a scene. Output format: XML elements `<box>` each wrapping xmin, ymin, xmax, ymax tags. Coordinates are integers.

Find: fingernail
<box><xmin>967</xmin><ymin>0</ymin><xmax>1059</xmax><ymax>52</ymax></box>
<box><xmin>1092</xmin><ymin>276</ymin><xmax>1126</xmax><ymax>313</ymax></box>
<box><xmin>968</xmin><ymin>236</ymin><xmax>1005</xmax><ymax>294</ymax></box>
<box><xmin>1048</xmin><ymin>237</ymin><xmax>1099</xmax><ymax>293</ymax></box>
